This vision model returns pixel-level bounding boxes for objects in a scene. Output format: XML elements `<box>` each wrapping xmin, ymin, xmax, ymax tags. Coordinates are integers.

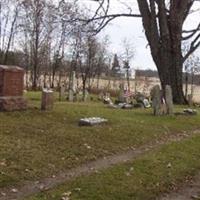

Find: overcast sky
<box><xmin>81</xmin><ymin>0</ymin><xmax>200</xmax><ymax>70</ymax></box>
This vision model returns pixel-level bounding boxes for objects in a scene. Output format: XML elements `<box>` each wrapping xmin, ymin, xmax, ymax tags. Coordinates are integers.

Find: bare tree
<box><xmin>120</xmin><ymin>37</ymin><xmax>135</xmax><ymax>91</ymax></box>
<box><xmin>184</xmin><ymin>53</ymin><xmax>200</xmax><ymax>98</ymax></box>
<box><xmin>79</xmin><ymin>0</ymin><xmax>200</xmax><ymax>104</ymax></box>
<box><xmin>95</xmin><ymin>36</ymin><xmax>110</xmax><ymax>89</ymax></box>
<box><xmin>20</xmin><ymin>0</ymin><xmax>47</xmax><ymax>90</ymax></box>
<box><xmin>0</xmin><ymin>0</ymin><xmax>21</xmax><ymax>64</ymax></box>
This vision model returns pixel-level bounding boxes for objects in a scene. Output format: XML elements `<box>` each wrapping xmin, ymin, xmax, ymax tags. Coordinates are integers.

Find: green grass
<box><xmin>26</xmin><ymin>134</ymin><xmax>200</xmax><ymax>200</ymax></box>
<box><xmin>0</xmin><ymin>92</ymin><xmax>200</xmax><ymax>188</ymax></box>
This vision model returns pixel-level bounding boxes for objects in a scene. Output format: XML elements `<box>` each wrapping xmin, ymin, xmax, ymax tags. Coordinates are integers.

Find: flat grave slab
<box><xmin>79</xmin><ymin>117</ymin><xmax>108</xmax><ymax>126</ymax></box>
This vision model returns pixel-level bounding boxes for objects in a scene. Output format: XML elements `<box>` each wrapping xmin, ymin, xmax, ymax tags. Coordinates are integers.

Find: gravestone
<box><xmin>59</xmin><ymin>84</ymin><xmax>65</xmax><ymax>101</ymax></box>
<box><xmin>160</xmin><ymin>95</ymin><xmax>167</xmax><ymax>115</ymax></box>
<box><xmin>0</xmin><ymin>65</ymin><xmax>27</xmax><ymax>111</ymax></box>
<box><xmin>68</xmin><ymin>89</ymin><xmax>74</xmax><ymax>102</ymax></box>
<box><xmin>98</xmin><ymin>91</ymin><xmax>104</xmax><ymax>101</ymax></box>
<box><xmin>41</xmin><ymin>89</ymin><xmax>54</xmax><ymax>110</ymax></box>
<box><xmin>68</xmin><ymin>71</ymin><xmax>76</xmax><ymax>102</ymax></box>
<box><xmin>83</xmin><ymin>89</ymin><xmax>89</xmax><ymax>102</ymax></box>
<box><xmin>118</xmin><ymin>83</ymin><xmax>125</xmax><ymax>102</ymax></box>
<box><xmin>79</xmin><ymin>117</ymin><xmax>108</xmax><ymax>126</ymax></box>
<box><xmin>143</xmin><ymin>99</ymin><xmax>151</xmax><ymax>108</ymax></box>
<box><xmin>183</xmin><ymin>108</ymin><xmax>197</xmax><ymax>115</ymax></box>
<box><xmin>150</xmin><ymin>85</ymin><xmax>161</xmax><ymax>116</ymax></box>
<box><xmin>103</xmin><ymin>92</ymin><xmax>113</xmax><ymax>105</ymax></box>
<box><xmin>165</xmin><ymin>85</ymin><xmax>173</xmax><ymax>115</ymax></box>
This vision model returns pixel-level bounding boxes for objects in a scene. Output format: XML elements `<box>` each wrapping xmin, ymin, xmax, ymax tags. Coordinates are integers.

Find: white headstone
<box><xmin>165</xmin><ymin>85</ymin><xmax>173</xmax><ymax>115</ymax></box>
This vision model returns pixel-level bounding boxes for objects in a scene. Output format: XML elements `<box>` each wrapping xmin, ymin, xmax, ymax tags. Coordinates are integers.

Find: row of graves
<box><xmin>0</xmin><ymin>65</ymin><xmax>197</xmax><ymax>126</ymax></box>
<box><xmin>100</xmin><ymin>83</ymin><xmax>197</xmax><ymax>116</ymax></box>
<box><xmin>59</xmin><ymin>71</ymin><xmax>90</xmax><ymax>102</ymax></box>
<box><xmin>100</xmin><ymin>83</ymin><xmax>151</xmax><ymax>110</ymax></box>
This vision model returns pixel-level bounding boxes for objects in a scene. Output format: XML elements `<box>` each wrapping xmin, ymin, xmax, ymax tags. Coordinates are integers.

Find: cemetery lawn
<box><xmin>25</xmin><ymin>134</ymin><xmax>200</xmax><ymax>200</ymax></box>
<box><xmin>1</xmin><ymin>91</ymin><xmax>200</xmax><ymax>189</ymax></box>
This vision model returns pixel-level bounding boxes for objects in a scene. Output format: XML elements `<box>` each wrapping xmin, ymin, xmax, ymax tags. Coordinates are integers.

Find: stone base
<box><xmin>0</xmin><ymin>96</ymin><xmax>27</xmax><ymax>111</ymax></box>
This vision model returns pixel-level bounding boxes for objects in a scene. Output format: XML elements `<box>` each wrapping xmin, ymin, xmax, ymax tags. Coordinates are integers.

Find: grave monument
<box><xmin>41</xmin><ymin>89</ymin><xmax>54</xmax><ymax>110</ymax></box>
<box><xmin>151</xmin><ymin>85</ymin><xmax>161</xmax><ymax>115</ymax></box>
<box><xmin>165</xmin><ymin>85</ymin><xmax>173</xmax><ymax>115</ymax></box>
<box><xmin>0</xmin><ymin>65</ymin><xmax>27</xmax><ymax>111</ymax></box>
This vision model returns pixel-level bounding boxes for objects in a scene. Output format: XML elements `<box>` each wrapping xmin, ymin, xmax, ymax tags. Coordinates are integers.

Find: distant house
<box><xmin>135</xmin><ymin>69</ymin><xmax>158</xmax><ymax>78</ymax></box>
<box><xmin>117</xmin><ymin>68</ymin><xmax>135</xmax><ymax>79</ymax></box>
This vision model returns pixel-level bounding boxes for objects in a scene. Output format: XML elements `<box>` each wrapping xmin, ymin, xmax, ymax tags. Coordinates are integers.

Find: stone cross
<box><xmin>165</xmin><ymin>85</ymin><xmax>173</xmax><ymax>115</ymax></box>
<box><xmin>151</xmin><ymin>85</ymin><xmax>161</xmax><ymax>116</ymax></box>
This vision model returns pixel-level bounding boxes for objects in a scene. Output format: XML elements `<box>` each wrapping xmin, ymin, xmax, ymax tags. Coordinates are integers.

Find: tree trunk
<box><xmin>51</xmin><ymin>69</ymin><xmax>55</xmax><ymax>88</ymax></box>
<box><xmin>97</xmin><ymin>73</ymin><xmax>100</xmax><ymax>89</ymax></box>
<box><xmin>32</xmin><ymin>61</ymin><xmax>38</xmax><ymax>90</ymax></box>
<box><xmin>185</xmin><ymin>72</ymin><xmax>188</xmax><ymax>99</ymax></box>
<box><xmin>155</xmin><ymin>48</ymin><xmax>186</xmax><ymax>104</ymax></box>
<box><xmin>44</xmin><ymin>73</ymin><xmax>47</xmax><ymax>88</ymax></box>
<box><xmin>82</xmin><ymin>78</ymin><xmax>87</xmax><ymax>101</ymax></box>
<box><xmin>136</xmin><ymin>0</ymin><xmax>193</xmax><ymax>104</ymax></box>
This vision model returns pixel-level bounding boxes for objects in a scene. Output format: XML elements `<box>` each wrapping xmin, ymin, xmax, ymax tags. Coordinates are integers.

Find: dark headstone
<box><xmin>59</xmin><ymin>84</ymin><xmax>65</xmax><ymax>101</ymax></box>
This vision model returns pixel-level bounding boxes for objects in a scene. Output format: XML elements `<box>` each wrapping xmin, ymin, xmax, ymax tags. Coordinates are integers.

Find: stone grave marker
<box><xmin>0</xmin><ymin>65</ymin><xmax>27</xmax><ymax>111</ymax></box>
<box><xmin>41</xmin><ymin>89</ymin><xmax>54</xmax><ymax>110</ymax></box>
<box><xmin>165</xmin><ymin>85</ymin><xmax>173</xmax><ymax>115</ymax></box>
<box><xmin>98</xmin><ymin>91</ymin><xmax>104</xmax><ymax>101</ymax></box>
<box><xmin>79</xmin><ymin>117</ymin><xmax>108</xmax><ymax>126</ymax></box>
<box><xmin>118</xmin><ymin>83</ymin><xmax>125</xmax><ymax>102</ymax></box>
<box><xmin>83</xmin><ymin>89</ymin><xmax>89</xmax><ymax>102</ymax></box>
<box><xmin>150</xmin><ymin>85</ymin><xmax>161</xmax><ymax>116</ymax></box>
<box><xmin>59</xmin><ymin>84</ymin><xmax>65</xmax><ymax>101</ymax></box>
<box><xmin>103</xmin><ymin>92</ymin><xmax>113</xmax><ymax>105</ymax></box>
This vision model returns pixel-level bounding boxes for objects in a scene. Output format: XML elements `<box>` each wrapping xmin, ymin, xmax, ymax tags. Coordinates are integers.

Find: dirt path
<box><xmin>1</xmin><ymin>129</ymin><xmax>200</xmax><ymax>200</ymax></box>
<box><xmin>159</xmin><ymin>173</ymin><xmax>200</xmax><ymax>200</ymax></box>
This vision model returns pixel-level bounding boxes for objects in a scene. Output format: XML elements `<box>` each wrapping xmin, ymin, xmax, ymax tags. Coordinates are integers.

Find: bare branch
<box><xmin>182</xmin><ymin>22</ymin><xmax>200</xmax><ymax>40</ymax></box>
<box><xmin>183</xmin><ymin>33</ymin><xmax>200</xmax><ymax>62</ymax></box>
